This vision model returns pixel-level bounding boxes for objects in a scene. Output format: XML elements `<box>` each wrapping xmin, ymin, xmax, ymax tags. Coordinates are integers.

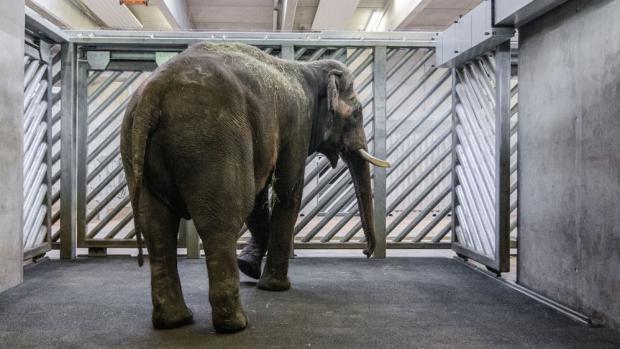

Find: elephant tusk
<box><xmin>357</xmin><ymin>149</ymin><xmax>391</xmax><ymax>168</ymax></box>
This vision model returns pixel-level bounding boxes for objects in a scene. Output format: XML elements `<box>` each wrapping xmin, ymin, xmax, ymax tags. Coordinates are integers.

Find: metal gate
<box><xmin>450</xmin><ymin>42</ymin><xmax>512</xmax><ymax>272</ymax></box>
<box><xmin>66</xmin><ymin>34</ymin><xmax>454</xmax><ymax>255</ymax></box>
<box><xmin>22</xmin><ymin>36</ymin><xmax>62</xmax><ymax>260</ymax></box>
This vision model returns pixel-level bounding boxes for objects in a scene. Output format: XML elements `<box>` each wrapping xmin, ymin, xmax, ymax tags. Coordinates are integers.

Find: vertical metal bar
<box><xmin>494</xmin><ymin>42</ymin><xmax>511</xmax><ymax>273</ymax></box>
<box><xmin>280</xmin><ymin>44</ymin><xmax>296</xmax><ymax>257</ymax></box>
<box><xmin>372</xmin><ymin>46</ymin><xmax>387</xmax><ymax>258</ymax></box>
<box><xmin>450</xmin><ymin>68</ymin><xmax>459</xmax><ymax>247</ymax></box>
<box><xmin>281</xmin><ymin>44</ymin><xmax>294</xmax><ymax>61</ymax></box>
<box><xmin>185</xmin><ymin>220</ymin><xmax>201</xmax><ymax>259</ymax></box>
<box><xmin>42</xmin><ymin>41</ymin><xmax>54</xmax><ymax>252</ymax></box>
<box><xmin>60</xmin><ymin>43</ymin><xmax>77</xmax><ymax>259</ymax></box>
<box><xmin>76</xmin><ymin>50</ymin><xmax>89</xmax><ymax>248</ymax></box>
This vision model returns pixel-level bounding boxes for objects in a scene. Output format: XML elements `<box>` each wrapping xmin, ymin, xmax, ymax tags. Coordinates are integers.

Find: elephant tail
<box><xmin>129</xmin><ymin>95</ymin><xmax>160</xmax><ymax>267</ymax></box>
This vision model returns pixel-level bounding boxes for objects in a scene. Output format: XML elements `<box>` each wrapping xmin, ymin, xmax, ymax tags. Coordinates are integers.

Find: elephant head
<box><xmin>312</xmin><ymin>60</ymin><xmax>391</xmax><ymax>257</ymax></box>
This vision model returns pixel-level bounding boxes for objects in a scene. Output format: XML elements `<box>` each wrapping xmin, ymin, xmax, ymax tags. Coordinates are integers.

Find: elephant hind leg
<box><xmin>193</xmin><ymin>214</ymin><xmax>248</xmax><ymax>333</ymax></box>
<box><xmin>238</xmin><ymin>185</ymin><xmax>270</xmax><ymax>279</ymax></box>
<box><xmin>139</xmin><ymin>186</ymin><xmax>193</xmax><ymax>329</ymax></box>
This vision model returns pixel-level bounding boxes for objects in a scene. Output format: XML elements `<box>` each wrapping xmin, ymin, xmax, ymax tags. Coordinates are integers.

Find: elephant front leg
<box><xmin>258</xmin><ymin>172</ymin><xmax>303</xmax><ymax>292</ymax></box>
<box><xmin>238</xmin><ymin>186</ymin><xmax>270</xmax><ymax>279</ymax></box>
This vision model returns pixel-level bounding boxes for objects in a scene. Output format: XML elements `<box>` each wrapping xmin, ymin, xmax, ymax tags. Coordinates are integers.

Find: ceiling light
<box><xmin>119</xmin><ymin>0</ymin><xmax>149</xmax><ymax>5</ymax></box>
<box><xmin>365</xmin><ymin>10</ymin><xmax>383</xmax><ymax>32</ymax></box>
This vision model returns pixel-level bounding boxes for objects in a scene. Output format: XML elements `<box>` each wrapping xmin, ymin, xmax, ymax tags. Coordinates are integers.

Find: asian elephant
<box><xmin>120</xmin><ymin>42</ymin><xmax>390</xmax><ymax>333</ymax></box>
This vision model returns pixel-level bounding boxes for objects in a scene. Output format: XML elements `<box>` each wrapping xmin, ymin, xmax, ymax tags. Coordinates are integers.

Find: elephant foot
<box><xmin>257</xmin><ymin>273</ymin><xmax>291</xmax><ymax>292</ymax></box>
<box><xmin>237</xmin><ymin>252</ymin><xmax>262</xmax><ymax>279</ymax></box>
<box><xmin>152</xmin><ymin>306</ymin><xmax>194</xmax><ymax>330</ymax></box>
<box><xmin>213</xmin><ymin>310</ymin><xmax>248</xmax><ymax>334</ymax></box>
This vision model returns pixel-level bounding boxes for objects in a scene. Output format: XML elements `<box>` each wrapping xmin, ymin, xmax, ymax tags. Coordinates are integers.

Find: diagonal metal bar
<box><xmin>387</xmin><ymin>108</ymin><xmax>451</xmax><ymax>174</ymax></box>
<box><xmin>87</xmin><ymin>72</ymin><xmax>141</xmax><ymax>124</ymax></box>
<box><xmin>388</xmin><ymin>167</ymin><xmax>451</xmax><ymax>234</ymax></box>
<box><xmin>86</xmin><ymin>125</ymin><xmax>120</xmax><ymax>164</ymax></box>
<box><xmin>87</xmin><ymin>147</ymin><xmax>121</xmax><ymax>183</ymax></box>
<box><xmin>386</xmin><ymin>49</ymin><xmax>434</xmax><ymax>100</ymax></box>
<box><xmin>87</xmin><ymin>71</ymin><xmax>103</xmax><ymax>85</ymax></box>
<box><xmin>88</xmin><ymin>71</ymin><xmax>122</xmax><ymax>104</ymax></box>
<box><xmin>87</xmin><ymin>98</ymin><xmax>130</xmax><ymax>144</ymax></box>
<box><xmin>86</xmin><ymin>196</ymin><xmax>130</xmax><ymax>239</ymax></box>
<box><xmin>454</xmin><ymin>101</ymin><xmax>494</xmax><ymax>178</ymax></box>
<box><xmin>455</xmin><ymin>164</ymin><xmax>494</xmax><ymax>247</ymax></box>
<box><xmin>303</xmin><ymin>189</ymin><xmax>356</xmax><ymax>242</ymax></box>
<box><xmin>387</xmin><ymin>65</ymin><xmax>447</xmax><ymax>119</ymax></box>
<box><xmin>396</xmin><ymin>186</ymin><xmax>451</xmax><ymax>242</ymax></box>
<box><xmin>86</xmin><ymin>180</ymin><xmax>126</xmax><ymax>222</ymax></box>
<box><xmin>456</xmin><ymin>145</ymin><xmax>494</xmax><ymax>215</ymax></box>
<box><xmin>387</xmin><ymin>127</ymin><xmax>451</xmax><ymax>188</ymax></box>
<box><xmin>387</xmin><ymin>48</ymin><xmax>418</xmax><ymax>80</ymax></box>
<box><xmin>456</xmin><ymin>76</ymin><xmax>494</xmax><ymax>152</ymax></box>
<box><xmin>86</xmin><ymin>165</ymin><xmax>123</xmax><ymax>202</ymax></box>
<box><xmin>431</xmin><ymin>222</ymin><xmax>451</xmax><ymax>243</ymax></box>
<box><xmin>104</xmin><ymin>212</ymin><xmax>133</xmax><ymax>239</ymax></box>
<box><xmin>387</xmin><ymin>147</ymin><xmax>451</xmax><ymax>214</ymax></box>
<box><xmin>455</xmin><ymin>124</ymin><xmax>494</xmax><ymax>200</ymax></box>
<box><xmin>455</xmin><ymin>184</ymin><xmax>493</xmax><ymax>255</ymax></box>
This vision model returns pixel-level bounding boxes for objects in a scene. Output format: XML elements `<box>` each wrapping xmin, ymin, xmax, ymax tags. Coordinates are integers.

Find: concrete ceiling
<box><xmin>27</xmin><ymin>0</ymin><xmax>481</xmax><ymax>32</ymax></box>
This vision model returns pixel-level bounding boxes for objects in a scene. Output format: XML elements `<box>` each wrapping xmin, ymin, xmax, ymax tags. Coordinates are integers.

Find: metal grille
<box><xmin>510</xmin><ymin>76</ymin><xmax>518</xmax><ymax>244</ymax></box>
<box><xmin>451</xmin><ymin>42</ymin><xmax>511</xmax><ymax>271</ymax></box>
<box><xmin>23</xmin><ymin>42</ymin><xmax>61</xmax><ymax>258</ymax></box>
<box><xmin>74</xmin><ymin>44</ymin><xmax>456</xmax><ymax>252</ymax></box>
<box><xmin>80</xmin><ymin>70</ymin><xmax>150</xmax><ymax>246</ymax></box>
<box><xmin>292</xmin><ymin>47</ymin><xmax>374</xmax><ymax>247</ymax></box>
<box><xmin>384</xmin><ymin>48</ymin><xmax>452</xmax><ymax>247</ymax></box>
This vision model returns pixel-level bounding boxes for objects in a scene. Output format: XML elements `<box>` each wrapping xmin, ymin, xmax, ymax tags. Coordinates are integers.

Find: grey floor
<box><xmin>1</xmin><ymin>257</ymin><xmax>619</xmax><ymax>349</ymax></box>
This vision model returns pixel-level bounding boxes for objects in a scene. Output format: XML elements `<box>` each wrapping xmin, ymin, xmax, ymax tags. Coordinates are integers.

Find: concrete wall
<box><xmin>518</xmin><ymin>0</ymin><xmax>620</xmax><ymax>330</ymax></box>
<box><xmin>0</xmin><ymin>0</ymin><xmax>25</xmax><ymax>292</ymax></box>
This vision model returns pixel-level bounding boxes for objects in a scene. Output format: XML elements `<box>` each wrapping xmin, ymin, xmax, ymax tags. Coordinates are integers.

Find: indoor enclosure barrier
<box><xmin>23</xmin><ymin>14</ymin><xmax>518</xmax><ymax>273</ymax></box>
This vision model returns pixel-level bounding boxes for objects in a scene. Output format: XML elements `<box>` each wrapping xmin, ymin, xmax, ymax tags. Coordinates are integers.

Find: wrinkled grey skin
<box><xmin>120</xmin><ymin>42</ymin><xmax>382</xmax><ymax>333</ymax></box>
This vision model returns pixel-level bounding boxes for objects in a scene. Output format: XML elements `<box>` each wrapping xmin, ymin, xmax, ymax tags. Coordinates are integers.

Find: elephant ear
<box><xmin>327</xmin><ymin>70</ymin><xmax>354</xmax><ymax>118</ymax></box>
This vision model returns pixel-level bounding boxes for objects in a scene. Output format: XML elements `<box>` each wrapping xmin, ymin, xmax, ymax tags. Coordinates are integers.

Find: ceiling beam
<box><xmin>27</xmin><ymin>0</ymin><xmax>100</xmax><ymax>29</ymax></box>
<box><xmin>378</xmin><ymin>0</ymin><xmax>430</xmax><ymax>31</ymax></box>
<box><xmin>79</xmin><ymin>0</ymin><xmax>143</xmax><ymax>29</ymax></box>
<box><xmin>154</xmin><ymin>0</ymin><xmax>192</xmax><ymax>30</ymax></box>
<box><xmin>311</xmin><ymin>0</ymin><xmax>360</xmax><ymax>31</ymax></box>
<box><xmin>281</xmin><ymin>0</ymin><xmax>298</xmax><ymax>31</ymax></box>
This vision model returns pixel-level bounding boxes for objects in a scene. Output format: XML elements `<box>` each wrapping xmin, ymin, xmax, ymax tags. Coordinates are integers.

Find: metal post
<box><xmin>281</xmin><ymin>44</ymin><xmax>296</xmax><ymax>258</ymax></box>
<box><xmin>450</xmin><ymin>68</ymin><xmax>460</xmax><ymax>250</ymax></box>
<box><xmin>185</xmin><ymin>220</ymin><xmax>201</xmax><ymax>259</ymax></box>
<box><xmin>60</xmin><ymin>43</ymin><xmax>77</xmax><ymax>259</ymax></box>
<box><xmin>76</xmin><ymin>50</ymin><xmax>89</xmax><ymax>251</ymax></box>
<box><xmin>42</xmin><ymin>41</ymin><xmax>54</xmax><ymax>253</ymax></box>
<box><xmin>494</xmin><ymin>42</ymin><xmax>511</xmax><ymax>273</ymax></box>
<box><xmin>372</xmin><ymin>46</ymin><xmax>387</xmax><ymax>258</ymax></box>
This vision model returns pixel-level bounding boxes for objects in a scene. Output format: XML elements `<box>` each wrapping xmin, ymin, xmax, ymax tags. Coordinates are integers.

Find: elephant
<box><xmin>120</xmin><ymin>42</ymin><xmax>390</xmax><ymax>333</ymax></box>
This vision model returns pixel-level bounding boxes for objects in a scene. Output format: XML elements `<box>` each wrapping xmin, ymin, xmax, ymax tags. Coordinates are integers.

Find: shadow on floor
<box><xmin>1</xmin><ymin>257</ymin><xmax>619</xmax><ymax>348</ymax></box>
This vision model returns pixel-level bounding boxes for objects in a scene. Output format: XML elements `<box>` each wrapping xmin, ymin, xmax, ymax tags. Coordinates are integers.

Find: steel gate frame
<box><xmin>22</xmin><ymin>27</ymin><xmax>63</xmax><ymax>261</ymax></box>
<box><xmin>450</xmin><ymin>41</ymin><xmax>513</xmax><ymax>272</ymax></box>
<box><xmin>52</xmin><ymin>30</ymin><xmax>458</xmax><ymax>258</ymax></box>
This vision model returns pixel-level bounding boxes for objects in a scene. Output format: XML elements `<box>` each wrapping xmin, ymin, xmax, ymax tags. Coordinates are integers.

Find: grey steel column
<box><xmin>281</xmin><ymin>44</ymin><xmax>296</xmax><ymax>258</ymax></box>
<box><xmin>281</xmin><ymin>44</ymin><xmax>294</xmax><ymax>60</ymax></box>
<box><xmin>494</xmin><ymin>42</ymin><xmax>511</xmax><ymax>273</ymax></box>
<box><xmin>185</xmin><ymin>220</ymin><xmax>201</xmax><ymax>258</ymax></box>
<box><xmin>42</xmin><ymin>41</ymin><xmax>53</xmax><ymax>252</ymax></box>
<box><xmin>60</xmin><ymin>43</ymin><xmax>77</xmax><ymax>259</ymax></box>
<box><xmin>450</xmin><ymin>68</ymin><xmax>459</xmax><ymax>248</ymax></box>
<box><xmin>76</xmin><ymin>50</ymin><xmax>88</xmax><ymax>251</ymax></box>
<box><xmin>372</xmin><ymin>46</ymin><xmax>387</xmax><ymax>258</ymax></box>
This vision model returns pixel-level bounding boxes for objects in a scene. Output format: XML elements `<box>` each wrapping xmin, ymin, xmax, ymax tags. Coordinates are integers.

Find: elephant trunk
<box><xmin>342</xmin><ymin>151</ymin><xmax>377</xmax><ymax>258</ymax></box>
